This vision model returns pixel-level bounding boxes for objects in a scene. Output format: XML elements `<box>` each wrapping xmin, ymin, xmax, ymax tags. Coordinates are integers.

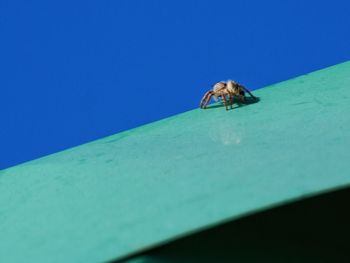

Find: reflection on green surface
<box><xmin>122</xmin><ymin>187</ymin><xmax>350</xmax><ymax>263</ymax></box>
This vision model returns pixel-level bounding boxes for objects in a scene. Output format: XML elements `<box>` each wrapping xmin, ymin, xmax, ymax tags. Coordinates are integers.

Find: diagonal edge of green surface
<box><xmin>1</xmin><ymin>61</ymin><xmax>350</xmax><ymax>263</ymax></box>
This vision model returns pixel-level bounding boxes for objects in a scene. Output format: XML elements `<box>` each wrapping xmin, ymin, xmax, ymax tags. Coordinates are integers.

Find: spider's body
<box><xmin>200</xmin><ymin>80</ymin><xmax>256</xmax><ymax>110</ymax></box>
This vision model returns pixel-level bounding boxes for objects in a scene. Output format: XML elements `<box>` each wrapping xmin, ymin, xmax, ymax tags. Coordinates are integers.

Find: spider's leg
<box><xmin>222</xmin><ymin>94</ymin><xmax>228</xmax><ymax>111</ymax></box>
<box><xmin>200</xmin><ymin>91</ymin><xmax>212</xmax><ymax>108</ymax></box>
<box><xmin>239</xmin><ymin>85</ymin><xmax>257</xmax><ymax>99</ymax></box>
<box><xmin>229</xmin><ymin>94</ymin><xmax>233</xmax><ymax>109</ymax></box>
<box><xmin>203</xmin><ymin>92</ymin><xmax>214</xmax><ymax>108</ymax></box>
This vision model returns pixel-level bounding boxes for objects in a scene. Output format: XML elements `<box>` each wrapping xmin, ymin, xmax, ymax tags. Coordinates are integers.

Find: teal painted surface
<box><xmin>1</xmin><ymin>61</ymin><xmax>350</xmax><ymax>263</ymax></box>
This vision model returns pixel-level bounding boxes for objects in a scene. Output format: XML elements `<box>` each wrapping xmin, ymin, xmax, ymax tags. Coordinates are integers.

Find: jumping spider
<box><xmin>200</xmin><ymin>80</ymin><xmax>256</xmax><ymax>111</ymax></box>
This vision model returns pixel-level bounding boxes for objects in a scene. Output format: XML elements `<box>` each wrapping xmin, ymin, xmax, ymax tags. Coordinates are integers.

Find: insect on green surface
<box><xmin>1</xmin><ymin>61</ymin><xmax>350</xmax><ymax>263</ymax></box>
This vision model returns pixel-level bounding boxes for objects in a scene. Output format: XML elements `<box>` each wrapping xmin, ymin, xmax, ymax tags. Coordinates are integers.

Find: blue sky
<box><xmin>1</xmin><ymin>0</ymin><xmax>350</xmax><ymax>169</ymax></box>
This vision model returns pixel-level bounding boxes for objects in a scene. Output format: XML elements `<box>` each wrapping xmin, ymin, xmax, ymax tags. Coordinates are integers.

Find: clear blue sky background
<box><xmin>1</xmin><ymin>0</ymin><xmax>349</xmax><ymax>169</ymax></box>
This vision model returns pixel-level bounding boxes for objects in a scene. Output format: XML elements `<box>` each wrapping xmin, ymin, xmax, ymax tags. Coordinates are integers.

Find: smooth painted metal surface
<box><xmin>1</xmin><ymin>61</ymin><xmax>350</xmax><ymax>263</ymax></box>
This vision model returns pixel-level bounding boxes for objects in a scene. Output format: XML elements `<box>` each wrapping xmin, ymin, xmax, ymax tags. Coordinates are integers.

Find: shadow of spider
<box><xmin>205</xmin><ymin>96</ymin><xmax>260</xmax><ymax>111</ymax></box>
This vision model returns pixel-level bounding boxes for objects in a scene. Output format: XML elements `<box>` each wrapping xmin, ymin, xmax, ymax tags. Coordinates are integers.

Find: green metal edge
<box><xmin>1</xmin><ymin>61</ymin><xmax>350</xmax><ymax>263</ymax></box>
